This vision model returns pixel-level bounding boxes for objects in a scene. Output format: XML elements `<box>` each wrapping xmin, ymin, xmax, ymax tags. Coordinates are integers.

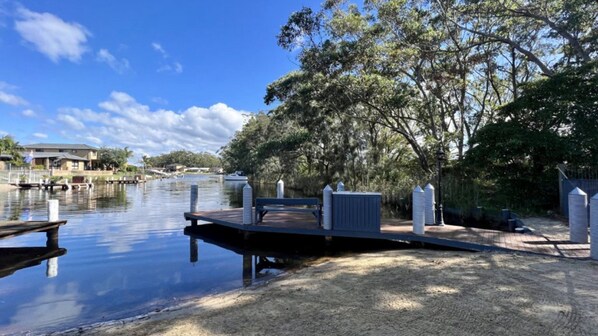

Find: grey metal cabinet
<box><xmin>332</xmin><ymin>192</ymin><xmax>381</xmax><ymax>232</ymax></box>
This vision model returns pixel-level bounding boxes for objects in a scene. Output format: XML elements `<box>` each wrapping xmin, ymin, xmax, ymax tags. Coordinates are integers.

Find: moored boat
<box><xmin>224</xmin><ymin>171</ymin><xmax>248</xmax><ymax>181</ymax></box>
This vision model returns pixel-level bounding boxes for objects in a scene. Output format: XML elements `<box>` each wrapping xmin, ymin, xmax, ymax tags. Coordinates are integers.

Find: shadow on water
<box><xmin>0</xmin><ymin>227</ymin><xmax>67</xmax><ymax>279</ymax></box>
<box><xmin>185</xmin><ymin>224</ymin><xmax>411</xmax><ymax>287</ymax></box>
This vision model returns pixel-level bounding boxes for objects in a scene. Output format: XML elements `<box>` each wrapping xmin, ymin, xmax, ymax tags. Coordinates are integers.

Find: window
<box><xmin>72</xmin><ymin>160</ymin><xmax>79</xmax><ymax>170</ymax></box>
<box><xmin>59</xmin><ymin>149</ymin><xmax>65</xmax><ymax>152</ymax></box>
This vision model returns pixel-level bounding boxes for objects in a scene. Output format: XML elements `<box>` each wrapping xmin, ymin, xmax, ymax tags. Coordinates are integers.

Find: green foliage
<box><xmin>224</xmin><ymin>0</ymin><xmax>597</xmax><ymax>213</ymax></box>
<box><xmin>143</xmin><ymin>150</ymin><xmax>220</xmax><ymax>168</ymax></box>
<box><xmin>97</xmin><ymin>146</ymin><xmax>133</xmax><ymax>170</ymax></box>
<box><xmin>465</xmin><ymin>61</ymin><xmax>598</xmax><ymax>212</ymax></box>
<box><xmin>0</xmin><ymin>135</ymin><xmax>24</xmax><ymax>165</ymax></box>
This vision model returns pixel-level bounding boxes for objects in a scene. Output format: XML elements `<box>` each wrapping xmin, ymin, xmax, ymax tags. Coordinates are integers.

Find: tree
<box><xmin>0</xmin><ymin>135</ymin><xmax>24</xmax><ymax>165</ymax></box>
<box><xmin>465</xmin><ymin>61</ymin><xmax>598</xmax><ymax>210</ymax></box>
<box><xmin>269</xmin><ymin>0</ymin><xmax>597</xmax><ymax>174</ymax></box>
<box><xmin>143</xmin><ymin>150</ymin><xmax>221</xmax><ymax>168</ymax></box>
<box><xmin>97</xmin><ymin>147</ymin><xmax>134</xmax><ymax>171</ymax></box>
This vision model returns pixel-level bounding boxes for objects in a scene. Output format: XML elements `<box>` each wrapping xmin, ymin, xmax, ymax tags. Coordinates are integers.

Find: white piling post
<box><xmin>412</xmin><ymin>186</ymin><xmax>425</xmax><ymax>235</ymax></box>
<box><xmin>190</xmin><ymin>184</ymin><xmax>199</xmax><ymax>213</ymax></box>
<box><xmin>243</xmin><ymin>183</ymin><xmax>253</xmax><ymax>225</ymax></box>
<box><xmin>47</xmin><ymin>199</ymin><xmax>59</xmax><ymax>222</ymax></box>
<box><xmin>569</xmin><ymin>187</ymin><xmax>588</xmax><ymax>243</ymax></box>
<box><xmin>591</xmin><ymin>193</ymin><xmax>598</xmax><ymax>260</ymax></box>
<box><xmin>323</xmin><ymin>185</ymin><xmax>333</xmax><ymax>230</ymax></box>
<box><xmin>277</xmin><ymin>179</ymin><xmax>284</xmax><ymax>199</ymax></box>
<box><xmin>424</xmin><ymin>183</ymin><xmax>435</xmax><ymax>225</ymax></box>
<box><xmin>337</xmin><ymin>181</ymin><xmax>345</xmax><ymax>192</ymax></box>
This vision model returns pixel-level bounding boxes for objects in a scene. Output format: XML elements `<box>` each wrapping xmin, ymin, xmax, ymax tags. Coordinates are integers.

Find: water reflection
<box><xmin>0</xmin><ymin>224</ymin><xmax>66</xmax><ymax>279</ymax></box>
<box><xmin>0</xmin><ymin>176</ymin><xmax>407</xmax><ymax>334</ymax></box>
<box><xmin>186</xmin><ymin>226</ymin><xmax>305</xmax><ymax>287</ymax></box>
<box><xmin>0</xmin><ymin>176</ymin><xmax>283</xmax><ymax>334</ymax></box>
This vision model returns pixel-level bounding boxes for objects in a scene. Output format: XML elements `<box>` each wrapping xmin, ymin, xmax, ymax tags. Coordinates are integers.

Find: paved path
<box><xmin>382</xmin><ymin>217</ymin><xmax>590</xmax><ymax>258</ymax></box>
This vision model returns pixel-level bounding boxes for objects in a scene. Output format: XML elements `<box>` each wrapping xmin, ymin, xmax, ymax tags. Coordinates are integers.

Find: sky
<box><xmin>0</xmin><ymin>0</ymin><xmax>323</xmax><ymax>162</ymax></box>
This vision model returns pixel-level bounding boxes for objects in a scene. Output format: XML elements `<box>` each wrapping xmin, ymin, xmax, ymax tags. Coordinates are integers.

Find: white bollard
<box><xmin>337</xmin><ymin>181</ymin><xmax>345</xmax><ymax>192</ymax></box>
<box><xmin>323</xmin><ymin>185</ymin><xmax>333</xmax><ymax>230</ymax></box>
<box><xmin>412</xmin><ymin>186</ymin><xmax>425</xmax><ymax>235</ymax></box>
<box><xmin>424</xmin><ymin>183</ymin><xmax>435</xmax><ymax>225</ymax></box>
<box><xmin>569</xmin><ymin>187</ymin><xmax>588</xmax><ymax>243</ymax></box>
<box><xmin>47</xmin><ymin>199</ymin><xmax>59</xmax><ymax>222</ymax></box>
<box><xmin>243</xmin><ymin>183</ymin><xmax>253</xmax><ymax>225</ymax></box>
<box><xmin>277</xmin><ymin>179</ymin><xmax>284</xmax><ymax>199</ymax></box>
<box><xmin>190</xmin><ymin>184</ymin><xmax>199</xmax><ymax>213</ymax></box>
<box><xmin>591</xmin><ymin>193</ymin><xmax>598</xmax><ymax>260</ymax></box>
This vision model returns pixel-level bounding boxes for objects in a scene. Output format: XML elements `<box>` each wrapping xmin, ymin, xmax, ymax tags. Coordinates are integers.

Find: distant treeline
<box><xmin>143</xmin><ymin>150</ymin><xmax>220</xmax><ymax>168</ymax></box>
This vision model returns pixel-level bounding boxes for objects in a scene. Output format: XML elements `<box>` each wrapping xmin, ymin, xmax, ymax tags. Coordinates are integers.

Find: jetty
<box><xmin>12</xmin><ymin>175</ymin><xmax>94</xmax><ymax>191</ymax></box>
<box><xmin>106</xmin><ymin>175</ymin><xmax>146</xmax><ymax>185</ymax></box>
<box><xmin>0</xmin><ymin>220</ymin><xmax>67</xmax><ymax>240</ymax></box>
<box><xmin>184</xmin><ymin>208</ymin><xmax>590</xmax><ymax>259</ymax></box>
<box><xmin>0</xmin><ymin>221</ymin><xmax>67</xmax><ymax>279</ymax></box>
<box><xmin>0</xmin><ymin>200</ymin><xmax>67</xmax><ymax>278</ymax></box>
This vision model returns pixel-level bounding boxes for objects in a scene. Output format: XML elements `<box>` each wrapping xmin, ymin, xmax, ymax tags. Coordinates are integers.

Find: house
<box><xmin>22</xmin><ymin>143</ymin><xmax>98</xmax><ymax>171</ymax></box>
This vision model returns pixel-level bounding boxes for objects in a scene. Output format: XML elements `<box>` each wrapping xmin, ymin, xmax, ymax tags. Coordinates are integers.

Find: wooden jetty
<box><xmin>10</xmin><ymin>182</ymin><xmax>43</xmax><ymax>189</ymax></box>
<box><xmin>184</xmin><ymin>209</ymin><xmax>591</xmax><ymax>259</ymax></box>
<box><xmin>12</xmin><ymin>175</ymin><xmax>93</xmax><ymax>191</ymax></box>
<box><xmin>0</xmin><ymin>220</ymin><xmax>67</xmax><ymax>240</ymax></box>
<box><xmin>106</xmin><ymin>175</ymin><xmax>147</xmax><ymax>185</ymax></box>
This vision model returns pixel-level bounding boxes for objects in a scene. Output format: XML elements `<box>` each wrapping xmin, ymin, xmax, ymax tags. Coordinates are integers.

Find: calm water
<box><xmin>0</xmin><ymin>175</ymin><xmax>298</xmax><ymax>334</ymax></box>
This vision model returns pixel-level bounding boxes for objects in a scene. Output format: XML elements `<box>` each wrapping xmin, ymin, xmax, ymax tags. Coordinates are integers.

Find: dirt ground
<box><xmin>57</xmin><ymin>249</ymin><xmax>598</xmax><ymax>336</ymax></box>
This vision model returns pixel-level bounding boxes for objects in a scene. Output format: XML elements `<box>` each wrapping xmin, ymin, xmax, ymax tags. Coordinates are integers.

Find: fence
<box><xmin>559</xmin><ymin>164</ymin><xmax>598</xmax><ymax>217</ymax></box>
<box><xmin>0</xmin><ymin>169</ymin><xmax>52</xmax><ymax>184</ymax></box>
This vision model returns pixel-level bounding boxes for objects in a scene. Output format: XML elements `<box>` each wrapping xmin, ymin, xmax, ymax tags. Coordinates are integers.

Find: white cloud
<box><xmin>57</xmin><ymin>113</ymin><xmax>85</xmax><ymax>130</ymax></box>
<box><xmin>174</xmin><ymin>62</ymin><xmax>183</xmax><ymax>73</ymax></box>
<box><xmin>151</xmin><ymin>42</ymin><xmax>183</xmax><ymax>74</ymax></box>
<box><xmin>55</xmin><ymin>91</ymin><xmax>249</xmax><ymax>159</ymax></box>
<box><xmin>33</xmin><ymin>132</ymin><xmax>47</xmax><ymax>138</ymax></box>
<box><xmin>151</xmin><ymin>42</ymin><xmax>167</xmax><ymax>58</ymax></box>
<box><xmin>151</xmin><ymin>97</ymin><xmax>168</xmax><ymax>105</ymax></box>
<box><xmin>96</xmin><ymin>48</ymin><xmax>130</xmax><ymax>74</ymax></box>
<box><xmin>157</xmin><ymin>62</ymin><xmax>183</xmax><ymax>74</ymax></box>
<box><xmin>14</xmin><ymin>7</ymin><xmax>91</xmax><ymax>63</ymax></box>
<box><xmin>0</xmin><ymin>130</ymin><xmax>8</xmax><ymax>136</ymax></box>
<box><xmin>22</xmin><ymin>109</ymin><xmax>36</xmax><ymax>117</ymax></box>
<box><xmin>0</xmin><ymin>81</ymin><xmax>17</xmax><ymax>90</ymax></box>
<box><xmin>0</xmin><ymin>90</ymin><xmax>28</xmax><ymax>106</ymax></box>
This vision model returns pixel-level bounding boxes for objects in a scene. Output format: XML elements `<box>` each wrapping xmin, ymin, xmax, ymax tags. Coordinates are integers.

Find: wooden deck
<box><xmin>0</xmin><ymin>220</ymin><xmax>67</xmax><ymax>240</ymax></box>
<box><xmin>184</xmin><ymin>209</ymin><xmax>591</xmax><ymax>259</ymax></box>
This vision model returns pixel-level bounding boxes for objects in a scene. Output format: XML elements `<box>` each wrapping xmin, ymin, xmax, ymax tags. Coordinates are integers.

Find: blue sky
<box><xmin>0</xmin><ymin>0</ymin><xmax>323</xmax><ymax>160</ymax></box>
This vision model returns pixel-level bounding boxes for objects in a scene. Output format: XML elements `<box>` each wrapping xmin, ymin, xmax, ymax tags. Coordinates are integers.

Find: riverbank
<box><xmin>0</xmin><ymin>184</ymin><xmax>16</xmax><ymax>191</ymax></box>
<box><xmin>58</xmin><ymin>248</ymin><xmax>598</xmax><ymax>336</ymax></box>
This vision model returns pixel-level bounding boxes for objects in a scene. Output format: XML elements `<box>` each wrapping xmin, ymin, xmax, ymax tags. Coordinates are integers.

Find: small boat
<box><xmin>224</xmin><ymin>171</ymin><xmax>248</xmax><ymax>181</ymax></box>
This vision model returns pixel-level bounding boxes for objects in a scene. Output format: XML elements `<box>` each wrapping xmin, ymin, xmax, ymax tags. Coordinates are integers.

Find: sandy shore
<box><xmin>57</xmin><ymin>249</ymin><xmax>598</xmax><ymax>336</ymax></box>
<box><xmin>0</xmin><ymin>184</ymin><xmax>17</xmax><ymax>192</ymax></box>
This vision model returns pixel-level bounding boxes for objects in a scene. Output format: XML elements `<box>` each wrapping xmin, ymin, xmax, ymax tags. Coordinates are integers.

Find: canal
<box><xmin>0</xmin><ymin>175</ymin><xmax>300</xmax><ymax>334</ymax></box>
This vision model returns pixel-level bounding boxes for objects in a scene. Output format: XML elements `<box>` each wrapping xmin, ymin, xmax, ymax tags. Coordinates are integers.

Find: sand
<box><xmin>0</xmin><ymin>184</ymin><xmax>17</xmax><ymax>192</ymax></box>
<box><xmin>57</xmin><ymin>249</ymin><xmax>598</xmax><ymax>336</ymax></box>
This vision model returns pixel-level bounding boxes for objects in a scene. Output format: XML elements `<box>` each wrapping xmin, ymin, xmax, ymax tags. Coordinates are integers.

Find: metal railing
<box><xmin>0</xmin><ymin>169</ymin><xmax>52</xmax><ymax>184</ymax></box>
